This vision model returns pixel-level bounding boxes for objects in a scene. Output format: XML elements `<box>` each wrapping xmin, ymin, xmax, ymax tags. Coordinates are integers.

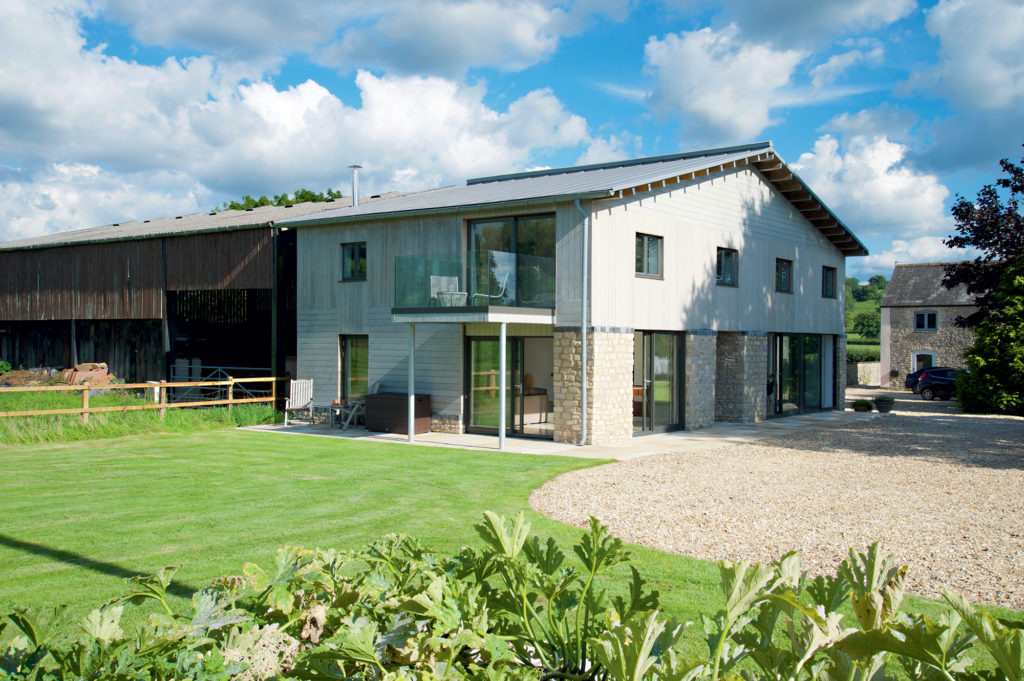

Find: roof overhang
<box><xmin>606</xmin><ymin>149</ymin><xmax>868</xmax><ymax>258</ymax></box>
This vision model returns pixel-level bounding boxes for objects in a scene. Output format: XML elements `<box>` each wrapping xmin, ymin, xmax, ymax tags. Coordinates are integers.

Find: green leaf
<box><xmin>475</xmin><ymin>511</ymin><xmax>531</xmax><ymax>559</ymax></box>
<box><xmin>80</xmin><ymin>606</ymin><xmax>124</xmax><ymax>646</ymax></box>
<box><xmin>943</xmin><ymin>590</ymin><xmax>1024</xmax><ymax>681</ymax></box>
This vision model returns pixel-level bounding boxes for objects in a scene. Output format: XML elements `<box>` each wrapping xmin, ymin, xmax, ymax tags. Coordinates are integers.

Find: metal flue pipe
<box><xmin>349</xmin><ymin>165</ymin><xmax>362</xmax><ymax>207</ymax></box>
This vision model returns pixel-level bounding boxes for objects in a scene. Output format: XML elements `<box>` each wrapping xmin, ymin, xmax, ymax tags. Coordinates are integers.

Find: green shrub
<box><xmin>0</xmin><ymin>359</ymin><xmax>11</xmax><ymax>375</ymax></box>
<box><xmin>846</xmin><ymin>346</ymin><xmax>881</xmax><ymax>363</ymax></box>
<box><xmin>3</xmin><ymin>513</ymin><xmax>1020</xmax><ymax>681</ymax></box>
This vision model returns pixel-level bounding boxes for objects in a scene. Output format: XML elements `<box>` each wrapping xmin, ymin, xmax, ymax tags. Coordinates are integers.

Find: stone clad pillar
<box><xmin>714</xmin><ymin>331</ymin><xmax>768</xmax><ymax>423</ymax></box>
<box><xmin>553</xmin><ymin>328</ymin><xmax>632</xmax><ymax>445</ymax></box>
<box><xmin>684</xmin><ymin>330</ymin><xmax>717</xmax><ymax>430</ymax></box>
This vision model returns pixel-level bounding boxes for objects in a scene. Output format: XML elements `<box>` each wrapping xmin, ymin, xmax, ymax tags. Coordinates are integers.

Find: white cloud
<box><xmin>644</xmin><ymin>25</ymin><xmax>806</xmax><ymax>144</ymax></box>
<box><xmin>810</xmin><ymin>46</ymin><xmax>884</xmax><ymax>88</ymax></box>
<box><xmin>663</xmin><ymin>0</ymin><xmax>915</xmax><ymax>46</ymax></box>
<box><xmin>97</xmin><ymin>0</ymin><xmax>628</xmax><ymax>77</ymax></box>
<box><xmin>849</xmin><ymin>236</ymin><xmax>973</xmax><ymax>278</ymax></box>
<box><xmin>792</xmin><ymin>134</ymin><xmax>951</xmax><ymax>239</ymax></box>
<box><xmin>0</xmin><ymin>163</ymin><xmax>209</xmax><ymax>241</ymax></box>
<box><xmin>0</xmin><ymin>0</ymin><xmax>602</xmax><ymax>239</ymax></box>
<box><xmin>576</xmin><ymin>132</ymin><xmax>642</xmax><ymax>165</ymax></box>
<box><xmin>921</xmin><ymin>0</ymin><xmax>1024</xmax><ymax>110</ymax></box>
<box><xmin>824</xmin><ymin>105</ymin><xmax>918</xmax><ymax>140</ymax></box>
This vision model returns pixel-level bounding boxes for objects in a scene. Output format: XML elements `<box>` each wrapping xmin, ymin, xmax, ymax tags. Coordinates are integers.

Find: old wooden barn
<box><xmin>0</xmin><ymin>202</ymin><xmax>348</xmax><ymax>383</ymax></box>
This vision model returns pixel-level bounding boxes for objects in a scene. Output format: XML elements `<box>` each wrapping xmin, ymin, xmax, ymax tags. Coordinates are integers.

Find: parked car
<box><xmin>918</xmin><ymin>371</ymin><xmax>962</xmax><ymax>400</ymax></box>
<box><xmin>905</xmin><ymin>366</ymin><xmax>958</xmax><ymax>393</ymax></box>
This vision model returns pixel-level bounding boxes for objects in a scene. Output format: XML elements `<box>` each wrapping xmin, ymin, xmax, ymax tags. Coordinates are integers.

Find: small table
<box><xmin>436</xmin><ymin>291</ymin><xmax>468</xmax><ymax>307</ymax></box>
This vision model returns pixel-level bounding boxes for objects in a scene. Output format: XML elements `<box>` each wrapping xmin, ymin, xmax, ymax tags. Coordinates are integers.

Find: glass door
<box><xmin>633</xmin><ymin>331</ymin><xmax>681</xmax><ymax>433</ymax></box>
<box><xmin>467</xmin><ymin>336</ymin><xmax>554</xmax><ymax>439</ymax></box>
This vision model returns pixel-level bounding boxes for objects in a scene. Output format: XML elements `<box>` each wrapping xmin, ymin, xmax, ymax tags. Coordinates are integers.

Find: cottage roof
<box><xmin>279</xmin><ymin>142</ymin><xmax>868</xmax><ymax>257</ymax></box>
<box><xmin>0</xmin><ymin>194</ymin><xmax>399</xmax><ymax>252</ymax></box>
<box><xmin>880</xmin><ymin>263</ymin><xmax>975</xmax><ymax>307</ymax></box>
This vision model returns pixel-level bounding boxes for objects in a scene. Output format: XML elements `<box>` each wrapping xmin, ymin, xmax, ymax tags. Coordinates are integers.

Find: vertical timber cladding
<box><xmin>0</xmin><ymin>227</ymin><xmax>277</xmax><ymax>381</ymax></box>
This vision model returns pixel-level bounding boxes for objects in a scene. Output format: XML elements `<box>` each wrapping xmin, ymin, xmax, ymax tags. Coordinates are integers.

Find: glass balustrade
<box><xmin>394</xmin><ymin>250</ymin><xmax>555</xmax><ymax>309</ymax></box>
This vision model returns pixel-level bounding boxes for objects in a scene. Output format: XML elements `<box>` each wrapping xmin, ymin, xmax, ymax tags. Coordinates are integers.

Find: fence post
<box><xmin>272</xmin><ymin>378</ymin><xmax>277</xmax><ymax>410</ymax></box>
<box><xmin>227</xmin><ymin>378</ymin><xmax>234</xmax><ymax>412</ymax></box>
<box><xmin>81</xmin><ymin>389</ymin><xmax>89</xmax><ymax>424</ymax></box>
<box><xmin>159</xmin><ymin>381</ymin><xmax>167</xmax><ymax>421</ymax></box>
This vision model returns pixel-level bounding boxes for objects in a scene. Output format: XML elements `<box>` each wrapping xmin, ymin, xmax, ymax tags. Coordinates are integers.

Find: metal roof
<box><xmin>880</xmin><ymin>263</ymin><xmax>975</xmax><ymax>307</ymax></box>
<box><xmin>278</xmin><ymin>142</ymin><xmax>868</xmax><ymax>257</ymax></box>
<box><xmin>0</xmin><ymin>194</ymin><xmax>400</xmax><ymax>252</ymax></box>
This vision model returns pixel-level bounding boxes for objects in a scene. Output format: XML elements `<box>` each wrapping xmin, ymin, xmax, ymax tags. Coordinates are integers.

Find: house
<box><xmin>879</xmin><ymin>263</ymin><xmax>975</xmax><ymax>387</ymax></box>
<box><xmin>280</xmin><ymin>142</ymin><xmax>867</xmax><ymax>446</ymax></box>
<box><xmin>0</xmin><ymin>199</ymin><xmax>380</xmax><ymax>383</ymax></box>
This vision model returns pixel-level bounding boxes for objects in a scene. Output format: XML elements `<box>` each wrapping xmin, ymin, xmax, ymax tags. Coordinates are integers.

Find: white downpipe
<box><xmin>574</xmin><ymin>198</ymin><xmax>589</xmax><ymax>447</ymax></box>
<box><xmin>498</xmin><ymin>321</ymin><xmax>507</xmax><ymax>451</ymax></box>
<box><xmin>408</xmin><ymin>323</ymin><xmax>415</xmax><ymax>442</ymax></box>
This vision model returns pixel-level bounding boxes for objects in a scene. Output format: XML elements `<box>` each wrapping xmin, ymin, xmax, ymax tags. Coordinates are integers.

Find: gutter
<box><xmin>574</xmin><ymin>197</ymin><xmax>589</xmax><ymax>447</ymax></box>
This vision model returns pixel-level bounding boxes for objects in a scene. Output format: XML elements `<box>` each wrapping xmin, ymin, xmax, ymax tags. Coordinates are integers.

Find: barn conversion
<box><xmin>0</xmin><ymin>200</ymin><xmax>369</xmax><ymax>383</ymax></box>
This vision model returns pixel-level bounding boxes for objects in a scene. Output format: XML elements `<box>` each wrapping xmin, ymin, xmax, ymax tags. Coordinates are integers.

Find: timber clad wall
<box><xmin>0</xmin><ymin>229</ymin><xmax>272</xmax><ymax>321</ymax></box>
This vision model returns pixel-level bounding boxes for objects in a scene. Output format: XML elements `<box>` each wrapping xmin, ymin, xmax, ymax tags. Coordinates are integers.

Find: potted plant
<box><xmin>873</xmin><ymin>395</ymin><xmax>896</xmax><ymax>413</ymax></box>
<box><xmin>851</xmin><ymin>399</ymin><xmax>873</xmax><ymax>412</ymax></box>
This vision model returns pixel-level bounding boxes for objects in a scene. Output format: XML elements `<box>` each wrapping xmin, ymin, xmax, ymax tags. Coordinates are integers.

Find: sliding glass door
<box><xmin>768</xmin><ymin>333</ymin><xmax>830</xmax><ymax>415</ymax></box>
<box><xmin>467</xmin><ymin>336</ymin><xmax>554</xmax><ymax>438</ymax></box>
<box><xmin>633</xmin><ymin>331</ymin><xmax>682</xmax><ymax>433</ymax></box>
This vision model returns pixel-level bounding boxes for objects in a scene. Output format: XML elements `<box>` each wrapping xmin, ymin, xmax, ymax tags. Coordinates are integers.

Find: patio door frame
<box><xmin>633</xmin><ymin>330</ymin><xmax>684</xmax><ymax>434</ymax></box>
<box><xmin>464</xmin><ymin>334</ymin><xmax>553</xmax><ymax>439</ymax></box>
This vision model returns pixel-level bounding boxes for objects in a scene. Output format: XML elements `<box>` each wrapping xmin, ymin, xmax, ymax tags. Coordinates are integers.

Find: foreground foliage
<box><xmin>3</xmin><ymin>513</ymin><xmax>1022</xmax><ymax>681</ymax></box>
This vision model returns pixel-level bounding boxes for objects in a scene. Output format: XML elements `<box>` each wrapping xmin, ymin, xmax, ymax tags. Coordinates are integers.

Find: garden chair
<box><xmin>283</xmin><ymin>378</ymin><xmax>314</xmax><ymax>426</ymax></box>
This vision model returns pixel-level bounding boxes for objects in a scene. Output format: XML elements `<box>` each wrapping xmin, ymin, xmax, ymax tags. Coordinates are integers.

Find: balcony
<box><xmin>393</xmin><ymin>250</ymin><xmax>555</xmax><ymax>322</ymax></box>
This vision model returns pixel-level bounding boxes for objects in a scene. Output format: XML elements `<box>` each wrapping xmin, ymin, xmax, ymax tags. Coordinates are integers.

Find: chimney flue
<box><xmin>349</xmin><ymin>165</ymin><xmax>362</xmax><ymax>207</ymax></box>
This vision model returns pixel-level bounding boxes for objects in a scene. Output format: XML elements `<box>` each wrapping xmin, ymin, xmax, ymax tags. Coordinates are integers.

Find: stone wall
<box><xmin>553</xmin><ymin>329</ymin><xmax>633</xmax><ymax>445</ymax></box>
<box><xmin>684</xmin><ymin>331</ymin><xmax>716</xmax><ymax>429</ymax></box>
<box><xmin>430</xmin><ymin>413</ymin><xmax>462</xmax><ymax>433</ymax></box>
<box><xmin>714</xmin><ymin>332</ymin><xmax>767</xmax><ymax>422</ymax></box>
<box><xmin>887</xmin><ymin>306</ymin><xmax>974</xmax><ymax>382</ymax></box>
<box><xmin>846</xmin><ymin>361</ymin><xmax>880</xmax><ymax>386</ymax></box>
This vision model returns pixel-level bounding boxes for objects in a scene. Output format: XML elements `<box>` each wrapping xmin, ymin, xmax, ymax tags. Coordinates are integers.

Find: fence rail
<box><xmin>0</xmin><ymin>377</ymin><xmax>287</xmax><ymax>423</ymax></box>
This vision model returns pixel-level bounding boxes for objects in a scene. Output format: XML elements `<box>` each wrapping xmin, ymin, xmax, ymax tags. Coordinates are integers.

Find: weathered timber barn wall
<box><xmin>0</xmin><ymin>228</ymin><xmax>278</xmax><ymax>382</ymax></box>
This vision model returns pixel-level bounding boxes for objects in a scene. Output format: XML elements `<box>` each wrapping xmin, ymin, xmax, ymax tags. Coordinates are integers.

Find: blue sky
<box><xmin>1</xmin><ymin>0</ymin><xmax>1022</xmax><ymax>278</ymax></box>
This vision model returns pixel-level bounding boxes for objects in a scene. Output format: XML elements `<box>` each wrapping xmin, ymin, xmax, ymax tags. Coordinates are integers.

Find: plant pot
<box><xmin>852</xmin><ymin>404</ymin><xmax>872</xmax><ymax>412</ymax></box>
<box><xmin>873</xmin><ymin>396</ymin><xmax>895</xmax><ymax>413</ymax></box>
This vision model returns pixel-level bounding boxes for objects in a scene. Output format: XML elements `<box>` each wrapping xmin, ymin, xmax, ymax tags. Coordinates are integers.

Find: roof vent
<box><xmin>370</xmin><ymin>194</ymin><xmax>381</xmax><ymax>199</ymax></box>
<box><xmin>245</xmin><ymin>208</ymin><xmax>253</xmax><ymax>212</ymax></box>
<box><xmin>143</xmin><ymin>220</ymin><xmax>150</xmax><ymax>223</ymax></box>
<box><xmin>175</xmin><ymin>216</ymin><xmax>182</xmax><ymax>219</ymax></box>
<box><xmin>326</xmin><ymin>198</ymin><xmax>335</xmax><ymax>203</ymax></box>
<box><xmin>112</xmin><ymin>223</ymin><xmax>120</xmax><ymax>226</ymax></box>
<box><xmin>209</xmin><ymin>212</ymin><xmax>216</xmax><ymax>215</ymax></box>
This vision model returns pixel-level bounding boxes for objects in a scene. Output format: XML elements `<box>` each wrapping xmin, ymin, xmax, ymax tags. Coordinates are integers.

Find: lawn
<box><xmin>0</xmin><ymin>429</ymin><xmax>722</xmax><ymax>627</ymax></box>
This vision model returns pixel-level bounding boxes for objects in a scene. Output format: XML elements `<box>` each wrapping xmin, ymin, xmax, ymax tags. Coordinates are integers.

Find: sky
<box><xmin>0</xmin><ymin>0</ymin><xmax>1022</xmax><ymax>279</ymax></box>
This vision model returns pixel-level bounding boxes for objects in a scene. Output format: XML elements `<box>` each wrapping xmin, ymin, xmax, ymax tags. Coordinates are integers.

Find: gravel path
<box><xmin>531</xmin><ymin>396</ymin><xmax>1024</xmax><ymax>608</ymax></box>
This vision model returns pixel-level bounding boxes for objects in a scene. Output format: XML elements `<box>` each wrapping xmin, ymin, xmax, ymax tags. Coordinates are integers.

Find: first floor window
<box><xmin>635</xmin><ymin>233</ymin><xmax>663</xmax><ymax>277</ymax></box>
<box><xmin>775</xmin><ymin>258</ymin><xmax>793</xmax><ymax>292</ymax></box>
<box><xmin>341</xmin><ymin>242</ymin><xmax>367</xmax><ymax>281</ymax></box>
<box><xmin>716</xmin><ymin>247</ymin><xmax>738</xmax><ymax>286</ymax></box>
<box><xmin>340</xmin><ymin>335</ymin><xmax>369</xmax><ymax>400</ymax></box>
<box><xmin>822</xmin><ymin>266</ymin><xmax>837</xmax><ymax>298</ymax></box>
<box><xmin>914</xmin><ymin>311</ymin><xmax>937</xmax><ymax>331</ymax></box>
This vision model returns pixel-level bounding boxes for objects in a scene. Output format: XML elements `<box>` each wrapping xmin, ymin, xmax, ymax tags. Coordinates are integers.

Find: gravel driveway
<box><xmin>531</xmin><ymin>391</ymin><xmax>1024</xmax><ymax>608</ymax></box>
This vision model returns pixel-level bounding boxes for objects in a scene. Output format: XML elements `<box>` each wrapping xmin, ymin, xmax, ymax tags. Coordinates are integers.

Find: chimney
<box><xmin>349</xmin><ymin>165</ymin><xmax>362</xmax><ymax>207</ymax></box>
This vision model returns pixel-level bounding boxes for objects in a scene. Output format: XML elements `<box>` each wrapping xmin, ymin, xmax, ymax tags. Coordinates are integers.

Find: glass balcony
<box><xmin>394</xmin><ymin>250</ymin><xmax>555</xmax><ymax>309</ymax></box>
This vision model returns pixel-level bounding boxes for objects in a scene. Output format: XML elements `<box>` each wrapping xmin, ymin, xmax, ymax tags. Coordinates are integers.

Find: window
<box><xmin>341</xmin><ymin>242</ymin><xmax>366</xmax><ymax>281</ymax></box>
<box><xmin>635</xmin><ymin>233</ymin><xmax>662</xmax><ymax>277</ymax></box>
<box><xmin>822</xmin><ymin>266</ymin><xmax>837</xmax><ymax>298</ymax></box>
<box><xmin>775</xmin><ymin>258</ymin><xmax>793</xmax><ymax>292</ymax></box>
<box><xmin>914</xmin><ymin>310</ymin><xmax>938</xmax><ymax>331</ymax></box>
<box><xmin>340</xmin><ymin>335</ymin><xmax>369</xmax><ymax>400</ymax></box>
<box><xmin>716</xmin><ymin>248</ymin><xmax>738</xmax><ymax>286</ymax></box>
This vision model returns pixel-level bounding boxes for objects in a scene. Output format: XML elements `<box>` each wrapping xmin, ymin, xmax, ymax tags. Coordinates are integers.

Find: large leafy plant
<box><xmin>2</xmin><ymin>512</ymin><xmax>1021</xmax><ymax>681</ymax></box>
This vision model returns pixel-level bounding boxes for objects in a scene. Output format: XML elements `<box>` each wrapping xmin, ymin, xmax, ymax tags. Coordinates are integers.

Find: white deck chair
<box><xmin>471</xmin><ymin>272</ymin><xmax>509</xmax><ymax>304</ymax></box>
<box><xmin>283</xmin><ymin>378</ymin><xmax>314</xmax><ymax>425</ymax></box>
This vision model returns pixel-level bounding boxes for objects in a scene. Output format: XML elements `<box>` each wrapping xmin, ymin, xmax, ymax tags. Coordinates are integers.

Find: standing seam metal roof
<box><xmin>276</xmin><ymin>142</ymin><xmax>867</xmax><ymax>257</ymax></box>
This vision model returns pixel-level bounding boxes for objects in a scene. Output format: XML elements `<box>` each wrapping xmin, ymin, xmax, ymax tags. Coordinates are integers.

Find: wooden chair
<box><xmin>283</xmin><ymin>378</ymin><xmax>314</xmax><ymax>425</ymax></box>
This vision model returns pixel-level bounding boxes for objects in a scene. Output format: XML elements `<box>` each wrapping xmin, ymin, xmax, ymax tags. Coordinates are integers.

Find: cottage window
<box><xmin>635</xmin><ymin>233</ymin><xmax>662</xmax><ymax>277</ymax></box>
<box><xmin>822</xmin><ymin>266</ymin><xmax>837</xmax><ymax>298</ymax></box>
<box><xmin>775</xmin><ymin>258</ymin><xmax>793</xmax><ymax>293</ymax></box>
<box><xmin>341</xmin><ymin>242</ymin><xmax>366</xmax><ymax>281</ymax></box>
<box><xmin>716</xmin><ymin>248</ymin><xmax>738</xmax><ymax>286</ymax></box>
<box><xmin>914</xmin><ymin>310</ymin><xmax>938</xmax><ymax>331</ymax></box>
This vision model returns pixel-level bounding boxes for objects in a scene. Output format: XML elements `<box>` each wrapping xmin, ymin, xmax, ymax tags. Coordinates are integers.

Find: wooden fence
<box><xmin>0</xmin><ymin>377</ymin><xmax>286</xmax><ymax>423</ymax></box>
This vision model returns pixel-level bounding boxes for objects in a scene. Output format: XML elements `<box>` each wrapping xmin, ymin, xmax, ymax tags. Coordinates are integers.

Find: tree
<box><xmin>852</xmin><ymin>311</ymin><xmax>881</xmax><ymax>339</ymax></box>
<box><xmin>221</xmin><ymin>187</ymin><xmax>343</xmax><ymax>211</ymax></box>
<box><xmin>942</xmin><ymin>145</ymin><xmax>1024</xmax><ymax>327</ymax></box>
<box><xmin>955</xmin><ymin>258</ymin><xmax>1024</xmax><ymax>415</ymax></box>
